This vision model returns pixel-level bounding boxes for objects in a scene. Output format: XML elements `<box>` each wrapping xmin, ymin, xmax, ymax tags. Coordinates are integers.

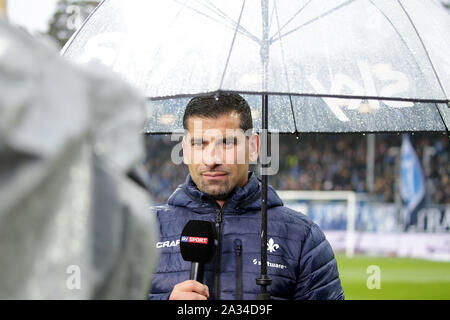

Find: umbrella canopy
<box><xmin>63</xmin><ymin>0</ymin><xmax>450</xmax><ymax>133</ymax></box>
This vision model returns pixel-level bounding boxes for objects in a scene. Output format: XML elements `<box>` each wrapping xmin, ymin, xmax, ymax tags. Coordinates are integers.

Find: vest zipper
<box><xmin>234</xmin><ymin>239</ymin><xmax>243</xmax><ymax>300</ymax></box>
<box><xmin>213</xmin><ymin>205</ymin><xmax>223</xmax><ymax>300</ymax></box>
<box><xmin>182</xmin><ymin>184</ymin><xmax>260</xmax><ymax>300</ymax></box>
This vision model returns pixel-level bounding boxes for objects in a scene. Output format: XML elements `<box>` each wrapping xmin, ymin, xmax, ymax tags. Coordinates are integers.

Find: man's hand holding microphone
<box><xmin>169</xmin><ymin>220</ymin><xmax>216</xmax><ymax>300</ymax></box>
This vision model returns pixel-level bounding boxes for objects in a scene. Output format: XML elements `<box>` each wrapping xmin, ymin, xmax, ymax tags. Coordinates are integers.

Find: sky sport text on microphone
<box><xmin>181</xmin><ymin>236</ymin><xmax>209</xmax><ymax>244</ymax></box>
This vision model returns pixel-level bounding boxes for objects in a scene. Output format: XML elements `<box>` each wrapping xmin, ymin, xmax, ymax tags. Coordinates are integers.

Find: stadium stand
<box><xmin>144</xmin><ymin>133</ymin><xmax>449</xmax><ymax>205</ymax></box>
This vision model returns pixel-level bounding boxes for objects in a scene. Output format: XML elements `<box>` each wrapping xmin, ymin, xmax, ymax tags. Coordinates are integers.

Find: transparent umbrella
<box><xmin>63</xmin><ymin>0</ymin><xmax>450</xmax><ymax>299</ymax></box>
<box><xmin>63</xmin><ymin>0</ymin><xmax>450</xmax><ymax>133</ymax></box>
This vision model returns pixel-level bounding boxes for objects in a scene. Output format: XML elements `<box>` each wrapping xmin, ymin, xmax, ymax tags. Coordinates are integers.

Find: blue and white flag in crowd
<box><xmin>400</xmin><ymin>134</ymin><xmax>425</xmax><ymax>226</ymax></box>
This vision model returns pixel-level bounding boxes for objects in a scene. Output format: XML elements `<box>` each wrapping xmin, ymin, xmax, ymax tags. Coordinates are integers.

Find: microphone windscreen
<box><xmin>180</xmin><ymin>220</ymin><xmax>216</xmax><ymax>263</ymax></box>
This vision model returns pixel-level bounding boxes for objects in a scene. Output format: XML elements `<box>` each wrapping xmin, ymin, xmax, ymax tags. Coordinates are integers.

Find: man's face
<box><xmin>182</xmin><ymin>112</ymin><xmax>259</xmax><ymax>201</ymax></box>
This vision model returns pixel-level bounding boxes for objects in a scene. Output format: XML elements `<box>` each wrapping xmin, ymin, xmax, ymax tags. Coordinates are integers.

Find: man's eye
<box><xmin>224</xmin><ymin>139</ymin><xmax>236</xmax><ymax>146</ymax></box>
<box><xmin>192</xmin><ymin>141</ymin><xmax>203</xmax><ymax>147</ymax></box>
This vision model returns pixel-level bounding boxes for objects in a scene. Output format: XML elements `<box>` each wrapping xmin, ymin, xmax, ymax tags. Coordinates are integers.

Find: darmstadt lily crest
<box><xmin>267</xmin><ymin>238</ymin><xmax>279</xmax><ymax>253</ymax></box>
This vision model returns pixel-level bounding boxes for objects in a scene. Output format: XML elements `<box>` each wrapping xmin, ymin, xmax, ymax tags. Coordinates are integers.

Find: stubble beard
<box><xmin>199</xmin><ymin>180</ymin><xmax>231</xmax><ymax>200</ymax></box>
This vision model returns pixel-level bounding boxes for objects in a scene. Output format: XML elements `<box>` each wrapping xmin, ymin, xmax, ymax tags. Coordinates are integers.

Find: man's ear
<box><xmin>248</xmin><ymin>133</ymin><xmax>260</xmax><ymax>163</ymax></box>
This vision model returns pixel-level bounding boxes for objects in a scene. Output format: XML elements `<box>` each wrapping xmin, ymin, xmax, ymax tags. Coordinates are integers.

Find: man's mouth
<box><xmin>202</xmin><ymin>172</ymin><xmax>228</xmax><ymax>180</ymax></box>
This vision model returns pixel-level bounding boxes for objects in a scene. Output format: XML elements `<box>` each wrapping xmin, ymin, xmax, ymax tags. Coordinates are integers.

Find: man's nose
<box><xmin>203</xmin><ymin>143</ymin><xmax>223</xmax><ymax>168</ymax></box>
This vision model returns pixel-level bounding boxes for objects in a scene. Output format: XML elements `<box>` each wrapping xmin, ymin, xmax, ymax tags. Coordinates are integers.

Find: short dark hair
<box><xmin>183</xmin><ymin>92</ymin><xmax>253</xmax><ymax>132</ymax></box>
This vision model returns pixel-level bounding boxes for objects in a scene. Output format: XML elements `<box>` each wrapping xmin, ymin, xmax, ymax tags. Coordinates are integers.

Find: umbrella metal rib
<box><xmin>147</xmin><ymin>91</ymin><xmax>449</xmax><ymax>104</ymax></box>
<box><xmin>269</xmin><ymin>0</ymin><xmax>313</xmax><ymax>41</ymax></box>
<box><xmin>218</xmin><ymin>0</ymin><xmax>247</xmax><ymax>89</ymax></box>
<box><xmin>368</xmin><ymin>0</ymin><xmax>448</xmax><ymax>104</ymax></box>
<box><xmin>397</xmin><ymin>0</ymin><xmax>449</xmax><ymax>102</ymax></box>
<box><xmin>368</xmin><ymin>0</ymin><xmax>426</xmax><ymax>80</ymax></box>
<box><xmin>173</xmin><ymin>0</ymin><xmax>260</xmax><ymax>43</ymax></box>
<box><xmin>269</xmin><ymin>0</ymin><xmax>355</xmax><ymax>43</ymax></box>
<box><xmin>273</xmin><ymin>0</ymin><xmax>298</xmax><ymax>134</ymax></box>
<box><xmin>201</xmin><ymin>0</ymin><xmax>257</xmax><ymax>41</ymax></box>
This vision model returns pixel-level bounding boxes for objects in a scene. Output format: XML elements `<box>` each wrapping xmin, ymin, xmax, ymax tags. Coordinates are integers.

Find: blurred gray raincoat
<box><xmin>0</xmin><ymin>18</ymin><xmax>158</xmax><ymax>299</ymax></box>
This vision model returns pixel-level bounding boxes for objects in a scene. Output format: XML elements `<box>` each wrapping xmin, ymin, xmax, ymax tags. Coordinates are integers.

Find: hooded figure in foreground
<box><xmin>0</xmin><ymin>18</ymin><xmax>159</xmax><ymax>299</ymax></box>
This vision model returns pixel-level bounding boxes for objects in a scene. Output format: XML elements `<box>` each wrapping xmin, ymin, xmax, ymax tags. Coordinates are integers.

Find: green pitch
<box><xmin>335</xmin><ymin>254</ymin><xmax>450</xmax><ymax>300</ymax></box>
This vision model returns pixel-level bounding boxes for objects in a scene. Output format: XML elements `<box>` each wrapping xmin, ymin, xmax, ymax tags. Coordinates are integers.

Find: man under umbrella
<box><xmin>149</xmin><ymin>92</ymin><xmax>344</xmax><ymax>300</ymax></box>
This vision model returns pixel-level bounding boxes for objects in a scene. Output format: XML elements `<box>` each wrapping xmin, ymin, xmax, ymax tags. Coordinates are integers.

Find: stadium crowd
<box><xmin>144</xmin><ymin>133</ymin><xmax>449</xmax><ymax>205</ymax></box>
